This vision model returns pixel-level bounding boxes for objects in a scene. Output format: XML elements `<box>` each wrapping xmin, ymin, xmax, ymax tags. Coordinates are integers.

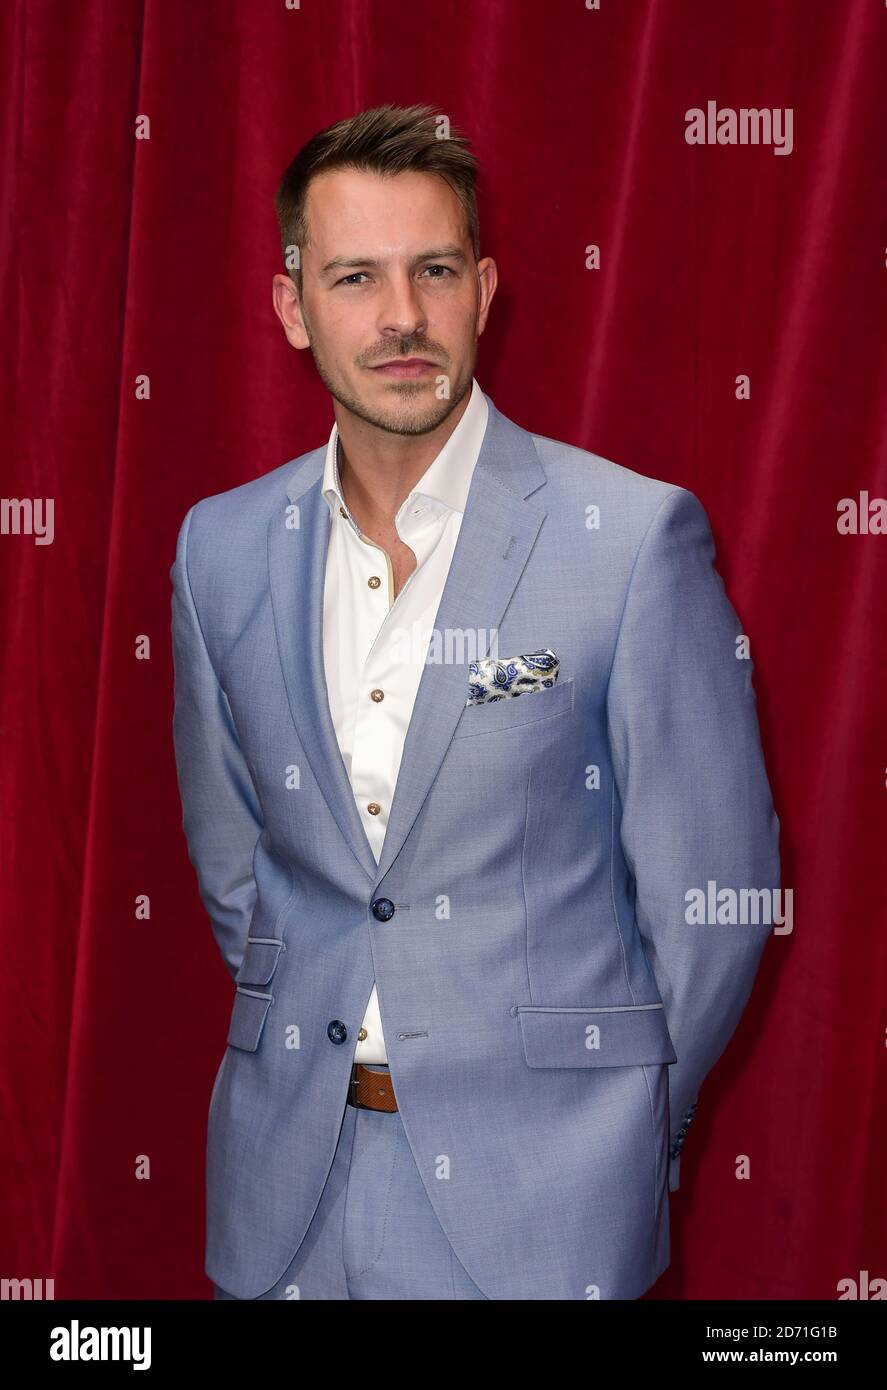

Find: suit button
<box><xmin>372</xmin><ymin>897</ymin><xmax>395</xmax><ymax>921</ymax></box>
<box><xmin>327</xmin><ymin>1020</ymin><xmax>348</xmax><ymax>1044</ymax></box>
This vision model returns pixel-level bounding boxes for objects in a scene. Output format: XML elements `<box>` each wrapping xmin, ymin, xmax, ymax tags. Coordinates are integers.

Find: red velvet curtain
<box><xmin>2</xmin><ymin>0</ymin><xmax>884</xmax><ymax>1300</ymax></box>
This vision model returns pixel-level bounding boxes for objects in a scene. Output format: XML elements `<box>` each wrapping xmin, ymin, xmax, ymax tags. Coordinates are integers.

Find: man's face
<box><xmin>273</xmin><ymin>168</ymin><xmax>496</xmax><ymax>436</ymax></box>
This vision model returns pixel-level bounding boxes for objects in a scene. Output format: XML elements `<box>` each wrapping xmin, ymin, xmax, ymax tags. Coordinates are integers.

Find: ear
<box><xmin>475</xmin><ymin>256</ymin><xmax>498</xmax><ymax>337</ymax></box>
<box><xmin>272</xmin><ymin>272</ymin><xmax>310</xmax><ymax>350</ymax></box>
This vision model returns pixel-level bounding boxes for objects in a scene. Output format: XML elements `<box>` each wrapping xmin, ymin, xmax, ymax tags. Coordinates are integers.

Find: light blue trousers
<box><xmin>212</xmin><ymin>1065</ymin><xmax>488</xmax><ymax>1300</ymax></box>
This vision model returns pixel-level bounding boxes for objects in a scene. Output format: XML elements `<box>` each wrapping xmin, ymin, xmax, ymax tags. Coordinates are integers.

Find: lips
<box><xmin>370</xmin><ymin>358</ymin><xmax>438</xmax><ymax>378</ymax></box>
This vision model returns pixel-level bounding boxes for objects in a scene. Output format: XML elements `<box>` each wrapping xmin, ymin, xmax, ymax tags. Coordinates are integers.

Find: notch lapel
<box><xmin>374</xmin><ymin>398</ymin><xmax>548</xmax><ymax>882</ymax></box>
<box><xmin>268</xmin><ymin>449</ymin><xmax>379</xmax><ymax>881</ymax></box>
<box><xmin>267</xmin><ymin>396</ymin><xmax>548</xmax><ymax>889</ymax></box>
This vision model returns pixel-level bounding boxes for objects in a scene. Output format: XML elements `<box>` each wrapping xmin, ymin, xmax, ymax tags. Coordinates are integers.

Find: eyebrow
<box><xmin>320</xmin><ymin>246</ymin><xmax>468</xmax><ymax>278</ymax></box>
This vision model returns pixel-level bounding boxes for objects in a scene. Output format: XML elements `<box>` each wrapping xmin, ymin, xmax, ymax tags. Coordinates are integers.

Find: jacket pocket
<box><xmin>453</xmin><ymin>677</ymin><xmax>574</xmax><ymax>738</ymax></box>
<box><xmin>227</xmin><ymin>986</ymin><xmax>273</xmax><ymax>1051</ymax></box>
<box><xmin>234</xmin><ymin>936</ymin><xmax>285</xmax><ymax>987</ymax></box>
<box><xmin>513</xmin><ymin>1002</ymin><xmax>677</xmax><ymax>1068</ymax></box>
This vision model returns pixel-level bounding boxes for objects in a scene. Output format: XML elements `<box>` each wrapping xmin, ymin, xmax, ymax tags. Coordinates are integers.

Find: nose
<box><xmin>375</xmin><ymin>270</ymin><xmax>427</xmax><ymax>341</ymax></box>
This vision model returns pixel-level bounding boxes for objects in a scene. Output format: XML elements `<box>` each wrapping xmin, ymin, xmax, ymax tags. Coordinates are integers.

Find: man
<box><xmin>170</xmin><ymin>103</ymin><xmax>780</xmax><ymax>1301</ymax></box>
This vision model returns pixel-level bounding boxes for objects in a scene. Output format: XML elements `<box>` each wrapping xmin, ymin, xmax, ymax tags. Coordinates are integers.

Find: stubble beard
<box><xmin>302</xmin><ymin>313</ymin><xmax>474</xmax><ymax>437</ymax></box>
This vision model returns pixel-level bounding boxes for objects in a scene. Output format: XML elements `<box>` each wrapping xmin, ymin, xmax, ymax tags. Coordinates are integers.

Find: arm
<box><xmin>170</xmin><ymin>503</ymin><xmax>264</xmax><ymax>980</ymax></box>
<box><xmin>606</xmin><ymin>488</ymin><xmax>780</xmax><ymax>1192</ymax></box>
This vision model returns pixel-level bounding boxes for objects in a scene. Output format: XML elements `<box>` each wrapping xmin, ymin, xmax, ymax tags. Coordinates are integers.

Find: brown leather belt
<box><xmin>348</xmin><ymin>1063</ymin><xmax>398</xmax><ymax>1112</ymax></box>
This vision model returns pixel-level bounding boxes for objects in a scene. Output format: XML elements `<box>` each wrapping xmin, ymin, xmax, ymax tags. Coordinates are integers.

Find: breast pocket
<box><xmin>452</xmin><ymin>677</ymin><xmax>575</xmax><ymax>739</ymax></box>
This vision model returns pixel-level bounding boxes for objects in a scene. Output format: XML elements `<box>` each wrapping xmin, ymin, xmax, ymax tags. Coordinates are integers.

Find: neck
<box><xmin>334</xmin><ymin>388</ymin><xmax>473</xmax><ymax>534</ymax></box>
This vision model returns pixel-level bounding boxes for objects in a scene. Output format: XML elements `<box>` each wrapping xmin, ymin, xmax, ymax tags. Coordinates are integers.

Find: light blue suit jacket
<box><xmin>170</xmin><ymin>392</ymin><xmax>780</xmax><ymax>1300</ymax></box>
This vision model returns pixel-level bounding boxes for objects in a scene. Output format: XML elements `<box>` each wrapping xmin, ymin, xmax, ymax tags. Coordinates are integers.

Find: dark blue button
<box><xmin>327</xmin><ymin>1020</ymin><xmax>348</xmax><ymax>1044</ymax></box>
<box><xmin>371</xmin><ymin>897</ymin><xmax>395</xmax><ymax>921</ymax></box>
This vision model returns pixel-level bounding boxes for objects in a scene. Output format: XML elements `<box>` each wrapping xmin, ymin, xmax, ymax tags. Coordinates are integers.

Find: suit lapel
<box><xmin>373</xmin><ymin>405</ymin><xmax>547</xmax><ymax>882</ymax></box>
<box><xmin>267</xmin><ymin>394</ymin><xmax>548</xmax><ymax>886</ymax></box>
<box><xmin>268</xmin><ymin>449</ymin><xmax>379</xmax><ymax>880</ymax></box>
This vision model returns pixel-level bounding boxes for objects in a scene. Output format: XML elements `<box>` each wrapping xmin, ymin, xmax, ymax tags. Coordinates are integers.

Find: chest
<box><xmin>387</xmin><ymin>535</ymin><xmax>417</xmax><ymax>599</ymax></box>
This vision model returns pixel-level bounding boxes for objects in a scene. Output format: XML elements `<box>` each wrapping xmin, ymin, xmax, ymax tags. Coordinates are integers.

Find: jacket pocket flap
<box><xmin>515</xmin><ymin>1003</ymin><xmax>677</xmax><ymax>1068</ymax></box>
<box><xmin>234</xmin><ymin>937</ymin><xmax>285</xmax><ymax>987</ymax></box>
<box><xmin>227</xmin><ymin>987</ymin><xmax>273</xmax><ymax>1051</ymax></box>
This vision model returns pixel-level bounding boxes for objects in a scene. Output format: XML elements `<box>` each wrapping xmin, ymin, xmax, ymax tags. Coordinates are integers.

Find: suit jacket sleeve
<box><xmin>606</xmin><ymin>487</ymin><xmax>780</xmax><ymax>1192</ymax></box>
<box><xmin>170</xmin><ymin>503</ymin><xmax>264</xmax><ymax>981</ymax></box>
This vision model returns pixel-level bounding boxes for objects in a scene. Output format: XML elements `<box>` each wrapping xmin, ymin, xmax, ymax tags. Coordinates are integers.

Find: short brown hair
<box><xmin>274</xmin><ymin>103</ymin><xmax>479</xmax><ymax>291</ymax></box>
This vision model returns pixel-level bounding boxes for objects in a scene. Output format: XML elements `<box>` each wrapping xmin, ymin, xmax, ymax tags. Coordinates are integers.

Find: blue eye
<box><xmin>335</xmin><ymin>265</ymin><xmax>454</xmax><ymax>287</ymax></box>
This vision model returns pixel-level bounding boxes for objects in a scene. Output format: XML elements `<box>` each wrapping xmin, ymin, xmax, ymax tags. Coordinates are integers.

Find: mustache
<box><xmin>363</xmin><ymin>344</ymin><xmax>446</xmax><ymax>366</ymax></box>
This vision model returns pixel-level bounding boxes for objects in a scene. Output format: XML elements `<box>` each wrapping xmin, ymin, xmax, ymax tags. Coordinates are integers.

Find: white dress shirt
<box><xmin>321</xmin><ymin>378</ymin><xmax>489</xmax><ymax>1063</ymax></box>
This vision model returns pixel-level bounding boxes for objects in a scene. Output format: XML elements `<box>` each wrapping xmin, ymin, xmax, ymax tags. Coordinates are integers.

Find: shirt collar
<box><xmin>321</xmin><ymin>377</ymin><xmax>488</xmax><ymax>537</ymax></box>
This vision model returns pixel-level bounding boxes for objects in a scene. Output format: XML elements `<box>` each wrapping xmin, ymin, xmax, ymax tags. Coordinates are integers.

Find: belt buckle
<box><xmin>349</xmin><ymin>1062</ymin><xmax>366</xmax><ymax>1109</ymax></box>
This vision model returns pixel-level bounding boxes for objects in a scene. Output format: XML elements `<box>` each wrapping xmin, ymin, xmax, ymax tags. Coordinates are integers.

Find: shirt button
<box><xmin>368</xmin><ymin>575</ymin><xmax>381</xmax><ymax>589</ymax></box>
<box><xmin>367</xmin><ymin>802</ymin><xmax>381</xmax><ymax>815</ymax></box>
<box><xmin>358</xmin><ymin>1027</ymin><xmax>368</xmax><ymax>1041</ymax></box>
<box><xmin>370</xmin><ymin>688</ymin><xmax>384</xmax><ymax>702</ymax></box>
<box><xmin>339</xmin><ymin>505</ymin><xmax>347</xmax><ymax>518</ymax></box>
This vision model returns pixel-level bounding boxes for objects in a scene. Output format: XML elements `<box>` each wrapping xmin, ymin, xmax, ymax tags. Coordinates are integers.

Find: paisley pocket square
<box><xmin>466</xmin><ymin>649</ymin><xmax>560</xmax><ymax>706</ymax></box>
